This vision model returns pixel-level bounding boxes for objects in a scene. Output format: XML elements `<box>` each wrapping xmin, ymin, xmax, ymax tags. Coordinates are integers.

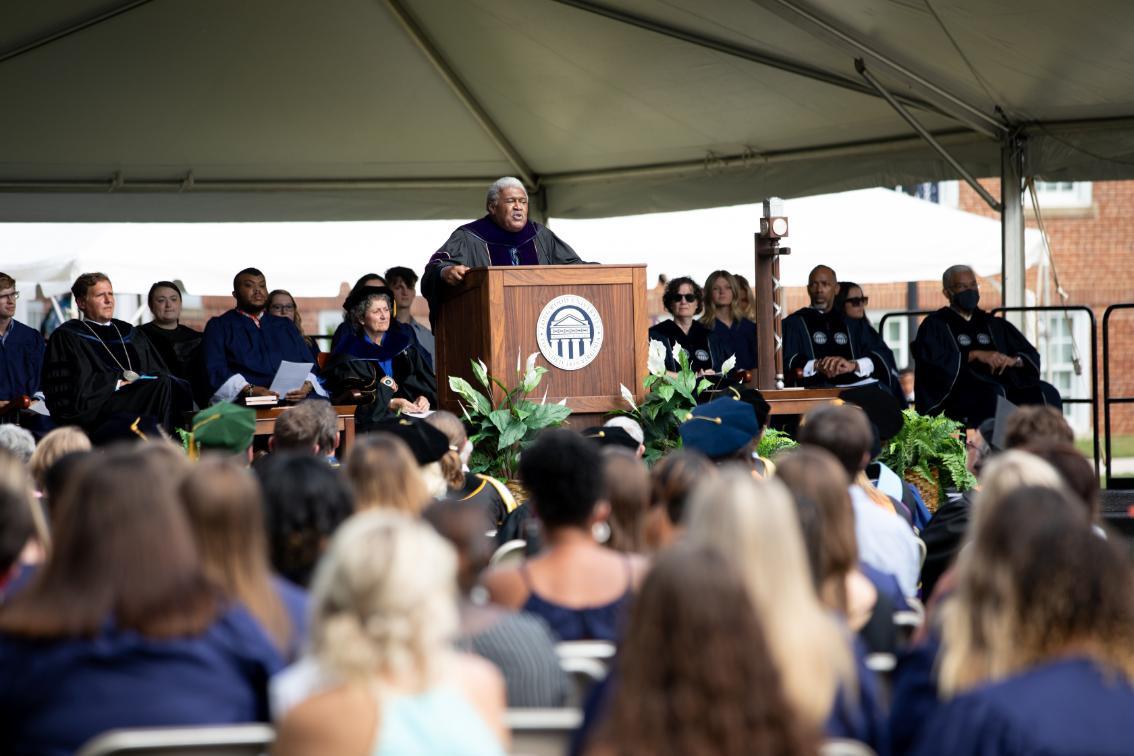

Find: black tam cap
<box><xmin>581</xmin><ymin>425</ymin><xmax>639</xmax><ymax>452</ymax></box>
<box><xmin>343</xmin><ymin>285</ymin><xmax>395</xmax><ymax>314</ymax></box>
<box><xmin>89</xmin><ymin>413</ymin><xmax>164</xmax><ymax>447</ymax></box>
<box><xmin>370</xmin><ymin>416</ymin><xmax>450</xmax><ymax>465</ymax></box>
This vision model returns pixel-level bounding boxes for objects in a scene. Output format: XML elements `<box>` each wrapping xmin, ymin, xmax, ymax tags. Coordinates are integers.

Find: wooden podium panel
<box><xmin>435</xmin><ymin>264</ymin><xmax>648</xmax><ymax>418</ymax></box>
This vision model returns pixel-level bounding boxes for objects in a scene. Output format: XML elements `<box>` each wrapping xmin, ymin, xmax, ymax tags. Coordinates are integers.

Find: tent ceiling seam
<box><xmin>549</xmin><ymin>0</ymin><xmax>947</xmax><ymax>118</ymax></box>
<box><xmin>761</xmin><ymin>0</ymin><xmax>1009</xmax><ymax>136</ymax></box>
<box><xmin>379</xmin><ymin>0</ymin><xmax>539</xmax><ymax>191</ymax></box>
<box><xmin>0</xmin><ymin>0</ymin><xmax>157</xmax><ymax>65</ymax></box>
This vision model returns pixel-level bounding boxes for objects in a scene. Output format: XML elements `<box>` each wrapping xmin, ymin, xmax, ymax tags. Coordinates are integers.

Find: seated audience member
<box><xmin>201</xmin><ymin>268</ymin><xmax>325</xmax><ymax>405</ymax></box>
<box><xmin>648</xmin><ymin>276</ymin><xmax>722</xmax><ymax>374</ymax></box>
<box><xmin>685</xmin><ymin>470</ymin><xmax>885</xmax><ymax>749</ymax></box>
<box><xmin>601</xmin><ymin>416</ymin><xmax>645</xmax><ymax>457</ymax></box>
<box><xmin>1003</xmin><ymin>404</ymin><xmax>1074</xmax><ymax>448</ymax></box>
<box><xmin>581</xmin><ymin>424</ymin><xmax>640</xmax><ymax>455</ymax></box>
<box><xmin>483</xmin><ymin>429</ymin><xmax>648</xmax><ymax>642</ymax></box>
<box><xmin>181</xmin><ymin>459</ymin><xmax>308</xmax><ymax>663</ymax></box>
<box><xmin>330</xmin><ymin>273</ymin><xmax>386</xmax><ymax>351</ymax></box>
<box><xmin>268</xmin><ymin>289</ymin><xmax>321</xmax><ymax>361</ymax></box>
<box><xmin>644</xmin><ymin>450</ymin><xmax>715</xmax><ymax>551</ymax></box>
<box><xmin>345</xmin><ymin>424</ymin><xmax>443</xmax><ymax>513</ymax></box>
<box><xmin>585</xmin><ymin>548</ymin><xmax>818</xmax><ymax>756</ymax></box>
<box><xmin>913</xmin><ymin>264</ymin><xmax>1060</xmax><ymax>427</ymax></box>
<box><xmin>323</xmin><ymin>286</ymin><xmax>436</xmax><ymax>430</ymax></box>
<box><xmin>679</xmin><ymin>393</ymin><xmax>774</xmax><ymax>477</ymax></box>
<box><xmin>137</xmin><ymin>281</ymin><xmax>205</xmax><ymax>404</ymax></box>
<box><xmin>598</xmin><ymin>448</ymin><xmax>650</xmax><ymax>554</ymax></box>
<box><xmin>272</xmin><ymin>511</ymin><xmax>508</xmax><ymax>755</ymax></box>
<box><xmin>782</xmin><ymin>266</ymin><xmax>898</xmax><ymax>395</ymax></box>
<box><xmin>1021</xmin><ymin>442</ymin><xmax>1100</xmax><ymax>525</ymax></box>
<box><xmin>42</xmin><ymin>273</ymin><xmax>193</xmax><ymax>433</ymax></box>
<box><xmin>270</xmin><ymin>400</ymin><xmax>340</xmax><ymax>462</ymax></box>
<box><xmin>255</xmin><ymin>454</ymin><xmax>355</xmax><ymax>588</ymax></box>
<box><xmin>0</xmin><ymin>450</ymin><xmax>36</xmax><ymax>601</ymax></box>
<box><xmin>798</xmin><ymin>404</ymin><xmax>920</xmax><ymax>597</ymax></box>
<box><xmin>913</xmin><ymin>487</ymin><xmax>1134</xmax><ymax>755</ymax></box>
<box><xmin>0</xmin><ymin>273</ymin><xmax>45</xmax><ymax>423</ymax></box>
<box><xmin>424</xmin><ymin>411</ymin><xmax>516</xmax><ymax>527</ymax></box>
<box><xmin>373</xmin><ymin>417</ymin><xmax>451</xmax><ymax>499</ymax></box>
<box><xmin>189</xmin><ymin>402</ymin><xmax>256</xmax><ymax>465</ymax></box>
<box><xmin>385</xmin><ymin>266</ymin><xmax>435</xmax><ymax>366</ymax></box>
<box><xmin>28</xmin><ymin>427</ymin><xmax>90</xmax><ymax>493</ymax></box>
<box><xmin>0</xmin><ymin>426</ymin><xmax>34</xmax><ymax>464</ymax></box>
<box><xmin>701</xmin><ymin>269</ymin><xmax>757</xmax><ymax>371</ymax></box>
<box><xmin>425</xmin><ymin>498</ymin><xmax>569</xmax><ymax>708</ymax></box>
<box><xmin>776</xmin><ymin>448</ymin><xmax>879</xmax><ymax>633</ymax></box>
<box><xmin>0</xmin><ymin>449</ymin><xmax>282</xmax><ymax>755</ymax></box>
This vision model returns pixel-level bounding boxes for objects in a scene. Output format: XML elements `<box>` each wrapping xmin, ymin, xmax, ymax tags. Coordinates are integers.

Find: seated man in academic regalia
<box><xmin>421</xmin><ymin>176</ymin><xmax>586</xmax><ymax>327</ymax></box>
<box><xmin>782</xmin><ymin>265</ymin><xmax>899</xmax><ymax>396</ymax></box>
<box><xmin>912</xmin><ymin>264</ymin><xmax>1060</xmax><ymax>428</ymax></box>
<box><xmin>41</xmin><ymin>273</ymin><xmax>192</xmax><ymax>433</ymax></box>
<box><xmin>0</xmin><ymin>273</ymin><xmax>46</xmax><ymax>426</ymax></box>
<box><xmin>202</xmin><ymin>268</ymin><xmax>327</xmax><ymax>405</ymax></box>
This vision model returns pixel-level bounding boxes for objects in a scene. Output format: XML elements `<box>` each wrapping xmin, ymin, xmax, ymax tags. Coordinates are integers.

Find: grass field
<box><xmin>1078</xmin><ymin>434</ymin><xmax>1134</xmax><ymax>458</ymax></box>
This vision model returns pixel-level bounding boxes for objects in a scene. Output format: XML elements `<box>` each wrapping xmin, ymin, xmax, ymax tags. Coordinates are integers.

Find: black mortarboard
<box><xmin>581</xmin><ymin>425</ymin><xmax>639</xmax><ymax>452</ymax></box>
<box><xmin>370</xmin><ymin>416</ymin><xmax>449</xmax><ymax>465</ymax></box>
<box><xmin>89</xmin><ymin>413</ymin><xmax>164</xmax><ymax>447</ymax></box>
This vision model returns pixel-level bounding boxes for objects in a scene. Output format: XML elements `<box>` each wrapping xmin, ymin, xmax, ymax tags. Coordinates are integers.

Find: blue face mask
<box><xmin>952</xmin><ymin>289</ymin><xmax>980</xmax><ymax>312</ymax></box>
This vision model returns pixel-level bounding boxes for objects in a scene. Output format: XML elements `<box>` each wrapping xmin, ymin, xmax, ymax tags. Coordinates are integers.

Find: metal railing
<box><xmin>878</xmin><ymin>306</ymin><xmax>1101</xmax><ymax>479</ymax></box>
<box><xmin>1103</xmin><ymin>304</ymin><xmax>1134</xmax><ymax>489</ymax></box>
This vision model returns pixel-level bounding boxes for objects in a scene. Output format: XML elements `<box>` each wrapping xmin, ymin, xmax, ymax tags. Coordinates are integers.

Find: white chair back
<box><xmin>506</xmin><ymin>708</ymin><xmax>582</xmax><ymax>756</ymax></box>
<box><xmin>490</xmin><ymin>539</ymin><xmax>528</xmax><ymax>567</ymax></box>
<box><xmin>77</xmin><ymin>724</ymin><xmax>274</xmax><ymax>756</ymax></box>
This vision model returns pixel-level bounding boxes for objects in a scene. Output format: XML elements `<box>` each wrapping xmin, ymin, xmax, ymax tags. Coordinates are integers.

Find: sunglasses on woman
<box><xmin>673</xmin><ymin>293</ymin><xmax>699</xmax><ymax>303</ymax></box>
<box><xmin>845</xmin><ymin>296</ymin><xmax>869</xmax><ymax>307</ymax></box>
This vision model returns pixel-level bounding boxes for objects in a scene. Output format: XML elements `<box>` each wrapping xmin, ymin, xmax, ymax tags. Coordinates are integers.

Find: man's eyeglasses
<box><xmin>673</xmin><ymin>293</ymin><xmax>699</xmax><ymax>303</ymax></box>
<box><xmin>844</xmin><ymin>296</ymin><xmax>869</xmax><ymax>307</ymax></box>
<box><xmin>0</xmin><ymin>291</ymin><xmax>19</xmax><ymax>302</ymax></box>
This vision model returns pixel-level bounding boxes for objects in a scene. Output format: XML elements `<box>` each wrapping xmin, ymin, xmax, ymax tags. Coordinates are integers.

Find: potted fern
<box><xmin>448</xmin><ymin>353</ymin><xmax>572</xmax><ymax>484</ymax></box>
<box><xmin>879</xmin><ymin>409</ymin><xmax>977</xmax><ymax>512</ymax></box>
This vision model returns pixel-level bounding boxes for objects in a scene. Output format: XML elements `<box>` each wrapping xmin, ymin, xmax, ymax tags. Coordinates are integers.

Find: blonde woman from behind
<box><xmin>274</xmin><ymin>511</ymin><xmax>508</xmax><ymax>756</ymax></box>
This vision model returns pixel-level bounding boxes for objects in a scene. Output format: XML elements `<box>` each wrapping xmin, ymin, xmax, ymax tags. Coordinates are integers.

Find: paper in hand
<box><xmin>269</xmin><ymin>361</ymin><xmax>314</xmax><ymax>396</ymax></box>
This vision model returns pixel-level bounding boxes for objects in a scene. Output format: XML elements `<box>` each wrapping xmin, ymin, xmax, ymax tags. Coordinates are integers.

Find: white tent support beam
<box><xmin>551</xmin><ymin>0</ymin><xmax>942</xmax><ymax>116</ymax></box>
<box><xmin>0</xmin><ymin>0</ymin><xmax>156</xmax><ymax>64</ymax></box>
<box><xmin>764</xmin><ymin>0</ymin><xmax>1009</xmax><ymax>138</ymax></box>
<box><xmin>857</xmin><ymin>59</ymin><xmax>1001</xmax><ymax>212</ymax></box>
<box><xmin>379</xmin><ymin>0</ymin><xmax>538</xmax><ymax>191</ymax></box>
<box><xmin>1002</xmin><ymin>134</ymin><xmax>1027</xmax><ymax>333</ymax></box>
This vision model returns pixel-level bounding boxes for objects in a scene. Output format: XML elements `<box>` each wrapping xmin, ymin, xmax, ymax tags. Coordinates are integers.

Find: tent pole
<box><xmin>380</xmin><ymin>0</ymin><xmax>539</xmax><ymax>192</ymax></box>
<box><xmin>0</xmin><ymin>0</ymin><xmax>155</xmax><ymax>65</ymax></box>
<box><xmin>857</xmin><ymin>60</ymin><xmax>1001</xmax><ymax>211</ymax></box>
<box><xmin>1001</xmin><ymin>135</ymin><xmax>1027</xmax><ymax>334</ymax></box>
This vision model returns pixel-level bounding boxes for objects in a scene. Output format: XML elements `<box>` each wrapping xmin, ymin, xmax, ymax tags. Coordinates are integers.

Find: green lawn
<box><xmin>1078</xmin><ymin>434</ymin><xmax>1134</xmax><ymax>458</ymax></box>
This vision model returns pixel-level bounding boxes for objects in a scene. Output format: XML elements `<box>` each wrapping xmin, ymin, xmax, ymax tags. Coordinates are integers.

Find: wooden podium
<box><xmin>434</xmin><ymin>264</ymin><xmax>648</xmax><ymax>427</ymax></box>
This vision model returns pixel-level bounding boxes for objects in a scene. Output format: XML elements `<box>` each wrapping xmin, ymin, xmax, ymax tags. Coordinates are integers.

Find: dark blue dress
<box><xmin>201</xmin><ymin>310</ymin><xmax>318</xmax><ymax>397</ymax></box>
<box><xmin>710</xmin><ymin>317</ymin><xmax>757</xmax><ymax>370</ymax></box>
<box><xmin>519</xmin><ymin>559</ymin><xmax>633</xmax><ymax>642</ymax></box>
<box><xmin>0</xmin><ymin>605</ymin><xmax>283</xmax><ymax>756</ymax></box>
<box><xmin>911</xmin><ymin>657</ymin><xmax>1134</xmax><ymax>756</ymax></box>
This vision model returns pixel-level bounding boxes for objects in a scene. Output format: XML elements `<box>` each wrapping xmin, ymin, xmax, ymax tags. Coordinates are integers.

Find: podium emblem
<box><xmin>536</xmin><ymin>295</ymin><xmax>605</xmax><ymax>370</ymax></box>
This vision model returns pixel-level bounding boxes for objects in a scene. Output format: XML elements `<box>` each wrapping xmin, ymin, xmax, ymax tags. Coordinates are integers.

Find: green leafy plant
<box><xmin>448</xmin><ymin>353</ymin><xmax>572</xmax><ymax>481</ymax></box>
<box><xmin>880</xmin><ymin>408</ymin><xmax>977</xmax><ymax>500</ymax></box>
<box><xmin>757</xmin><ymin>427</ymin><xmax>798</xmax><ymax>459</ymax></box>
<box><xmin>611</xmin><ymin>340</ymin><xmax>714</xmax><ymax>464</ymax></box>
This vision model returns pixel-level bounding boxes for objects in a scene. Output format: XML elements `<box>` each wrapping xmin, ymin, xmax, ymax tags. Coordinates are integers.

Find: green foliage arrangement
<box><xmin>757</xmin><ymin>427</ymin><xmax>798</xmax><ymax>459</ymax></box>
<box><xmin>448</xmin><ymin>353</ymin><xmax>572</xmax><ymax>481</ymax></box>
<box><xmin>612</xmin><ymin>340</ymin><xmax>715</xmax><ymax>464</ymax></box>
<box><xmin>880</xmin><ymin>408</ymin><xmax>977</xmax><ymax>499</ymax></box>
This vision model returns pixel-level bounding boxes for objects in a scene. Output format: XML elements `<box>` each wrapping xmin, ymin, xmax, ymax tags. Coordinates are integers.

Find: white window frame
<box><xmin>1033</xmin><ymin>181</ymin><xmax>1092</xmax><ymax>209</ymax></box>
<box><xmin>876</xmin><ymin>312</ymin><xmax>909</xmax><ymax>371</ymax></box>
<box><xmin>1038</xmin><ymin>311</ymin><xmax>1091</xmax><ymax>436</ymax></box>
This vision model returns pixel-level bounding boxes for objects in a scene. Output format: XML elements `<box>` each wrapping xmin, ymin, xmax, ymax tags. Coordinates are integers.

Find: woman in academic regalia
<box><xmin>647</xmin><ymin>277</ymin><xmax>722</xmax><ymax>375</ymax></box>
<box><xmin>322</xmin><ymin>286</ymin><xmax>435</xmax><ymax>431</ymax></box>
<box><xmin>137</xmin><ymin>281</ymin><xmax>206</xmax><ymax>406</ymax></box>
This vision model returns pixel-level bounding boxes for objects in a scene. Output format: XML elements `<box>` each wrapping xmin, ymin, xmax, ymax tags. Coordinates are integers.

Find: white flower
<box><xmin>647</xmin><ymin>339</ymin><xmax>667</xmax><ymax>376</ymax></box>
<box><xmin>521</xmin><ymin>352</ymin><xmax>541</xmax><ymax>392</ymax></box>
<box><xmin>671</xmin><ymin>342</ymin><xmax>687</xmax><ymax>368</ymax></box>
<box><xmin>556</xmin><ymin>397</ymin><xmax>569</xmax><ymax>406</ymax></box>
<box><xmin>620</xmin><ymin>383</ymin><xmax>637</xmax><ymax>410</ymax></box>
<box><xmin>720</xmin><ymin>354</ymin><xmax>737</xmax><ymax>374</ymax></box>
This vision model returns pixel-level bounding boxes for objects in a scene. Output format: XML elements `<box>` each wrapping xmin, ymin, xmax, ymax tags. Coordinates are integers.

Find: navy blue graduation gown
<box><xmin>201</xmin><ymin>310</ymin><xmax>318</xmax><ymax>396</ymax></box>
<box><xmin>0</xmin><ymin>320</ymin><xmax>44</xmax><ymax>400</ymax></box>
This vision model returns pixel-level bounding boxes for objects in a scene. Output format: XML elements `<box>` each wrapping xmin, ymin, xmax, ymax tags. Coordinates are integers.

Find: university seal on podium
<box><xmin>536</xmin><ymin>295</ymin><xmax>604</xmax><ymax>371</ymax></box>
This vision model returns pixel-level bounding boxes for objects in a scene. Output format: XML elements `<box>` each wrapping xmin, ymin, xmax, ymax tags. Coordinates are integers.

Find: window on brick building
<box><xmin>1034</xmin><ymin>181</ymin><xmax>1092</xmax><ymax>209</ymax></box>
<box><xmin>1039</xmin><ymin>311</ymin><xmax>1091</xmax><ymax>435</ymax></box>
<box><xmin>878</xmin><ymin>313</ymin><xmax>909</xmax><ymax>370</ymax></box>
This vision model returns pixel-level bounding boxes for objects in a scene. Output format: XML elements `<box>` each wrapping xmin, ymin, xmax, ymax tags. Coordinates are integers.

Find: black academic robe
<box><xmin>782</xmin><ymin>307</ymin><xmax>897</xmax><ymax>393</ymax></box>
<box><xmin>912</xmin><ymin>307</ymin><xmax>1060</xmax><ymax>426</ymax></box>
<box><xmin>323</xmin><ymin>326</ymin><xmax>437</xmax><ymax>431</ymax></box>
<box><xmin>422</xmin><ymin>216</ymin><xmax>585</xmax><ymax>329</ymax></box>
<box><xmin>0</xmin><ymin>320</ymin><xmax>44</xmax><ymax>401</ymax></box>
<box><xmin>138</xmin><ymin>322</ymin><xmax>207</xmax><ymax>406</ymax></box>
<box><xmin>647</xmin><ymin>319</ymin><xmax>724</xmax><ymax>374</ymax></box>
<box><xmin>41</xmin><ymin>319</ymin><xmax>191</xmax><ymax>433</ymax></box>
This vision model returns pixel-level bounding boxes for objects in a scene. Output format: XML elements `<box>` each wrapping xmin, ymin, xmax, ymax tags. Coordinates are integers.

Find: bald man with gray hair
<box><xmin>422</xmin><ymin>177</ymin><xmax>585</xmax><ymax>326</ymax></box>
<box><xmin>911</xmin><ymin>263</ymin><xmax>1060</xmax><ymax>427</ymax></box>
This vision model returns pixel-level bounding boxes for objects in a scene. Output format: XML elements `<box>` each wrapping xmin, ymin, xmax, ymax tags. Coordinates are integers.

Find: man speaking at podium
<box><xmin>422</xmin><ymin>177</ymin><xmax>586</xmax><ymax>321</ymax></box>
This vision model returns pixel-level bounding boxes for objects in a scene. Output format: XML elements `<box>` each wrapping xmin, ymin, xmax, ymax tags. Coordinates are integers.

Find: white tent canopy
<box><xmin>1</xmin><ymin>1</ymin><xmax>1133</xmax><ymax>222</ymax></box>
<box><xmin>6</xmin><ymin>189</ymin><xmax>1041</xmax><ymax>300</ymax></box>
